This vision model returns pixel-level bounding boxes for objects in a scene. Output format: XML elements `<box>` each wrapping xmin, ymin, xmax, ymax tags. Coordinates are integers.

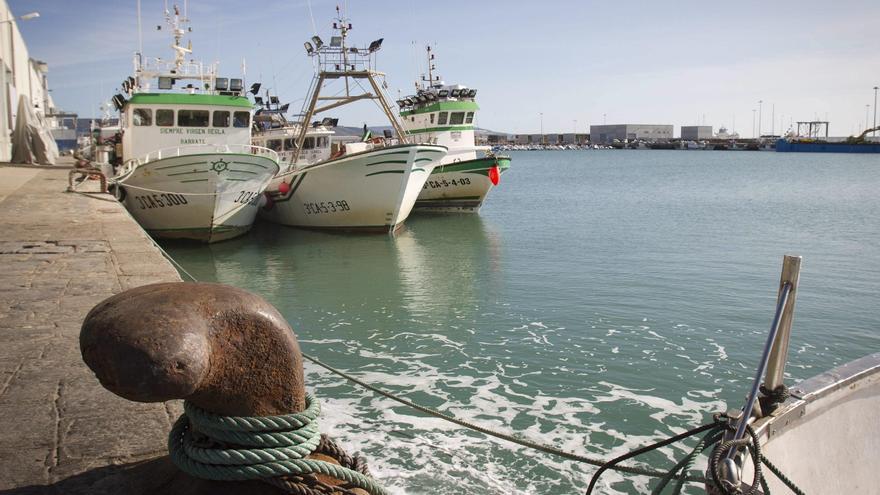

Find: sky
<box><xmin>9</xmin><ymin>0</ymin><xmax>880</xmax><ymax>137</ymax></box>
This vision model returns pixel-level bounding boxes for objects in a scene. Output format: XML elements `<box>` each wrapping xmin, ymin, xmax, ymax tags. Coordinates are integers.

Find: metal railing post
<box><xmin>764</xmin><ymin>255</ymin><xmax>802</xmax><ymax>391</ymax></box>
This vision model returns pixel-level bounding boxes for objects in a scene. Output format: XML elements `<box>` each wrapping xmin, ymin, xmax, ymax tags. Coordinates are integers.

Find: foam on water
<box><xmin>163</xmin><ymin>150</ymin><xmax>880</xmax><ymax>494</ymax></box>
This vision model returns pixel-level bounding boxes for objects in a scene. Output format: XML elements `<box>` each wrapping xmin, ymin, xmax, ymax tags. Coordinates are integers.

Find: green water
<box><xmin>163</xmin><ymin>150</ymin><xmax>880</xmax><ymax>494</ymax></box>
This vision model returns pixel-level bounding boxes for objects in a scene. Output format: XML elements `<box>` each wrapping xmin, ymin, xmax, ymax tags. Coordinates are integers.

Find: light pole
<box><xmin>866</xmin><ymin>104</ymin><xmax>871</xmax><ymax>134</ymax></box>
<box><xmin>1</xmin><ymin>11</ymin><xmax>40</xmax><ymax>94</ymax></box>
<box><xmin>603</xmin><ymin>113</ymin><xmax>607</xmax><ymax>125</ymax></box>
<box><xmin>874</xmin><ymin>86</ymin><xmax>879</xmax><ymax>138</ymax></box>
<box><xmin>539</xmin><ymin>112</ymin><xmax>544</xmax><ymax>145</ymax></box>
<box><xmin>0</xmin><ymin>11</ymin><xmax>39</xmax><ymax>24</ymax></box>
<box><xmin>757</xmin><ymin>100</ymin><xmax>763</xmax><ymax>137</ymax></box>
<box><xmin>573</xmin><ymin>119</ymin><xmax>577</xmax><ymax>144</ymax></box>
<box><xmin>752</xmin><ymin>109</ymin><xmax>756</xmax><ymax>139</ymax></box>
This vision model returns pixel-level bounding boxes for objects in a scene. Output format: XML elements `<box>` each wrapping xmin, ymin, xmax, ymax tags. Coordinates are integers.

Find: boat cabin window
<box><xmin>303</xmin><ymin>137</ymin><xmax>315</xmax><ymax>150</ymax></box>
<box><xmin>437</xmin><ymin>112</ymin><xmax>448</xmax><ymax>125</ymax></box>
<box><xmin>267</xmin><ymin>139</ymin><xmax>282</xmax><ymax>152</ymax></box>
<box><xmin>465</xmin><ymin>112</ymin><xmax>474</xmax><ymax>124</ymax></box>
<box><xmin>213</xmin><ymin>111</ymin><xmax>230</xmax><ymax>127</ymax></box>
<box><xmin>318</xmin><ymin>136</ymin><xmax>329</xmax><ymax>148</ymax></box>
<box><xmin>283</xmin><ymin>138</ymin><xmax>296</xmax><ymax>150</ymax></box>
<box><xmin>156</xmin><ymin>109</ymin><xmax>174</xmax><ymax>127</ymax></box>
<box><xmin>449</xmin><ymin>112</ymin><xmax>465</xmax><ymax>125</ymax></box>
<box><xmin>132</xmin><ymin>108</ymin><xmax>152</xmax><ymax>126</ymax></box>
<box><xmin>429</xmin><ymin>113</ymin><xmax>435</xmax><ymax>124</ymax></box>
<box><xmin>178</xmin><ymin>109</ymin><xmax>209</xmax><ymax>127</ymax></box>
<box><xmin>233</xmin><ymin>111</ymin><xmax>250</xmax><ymax>128</ymax></box>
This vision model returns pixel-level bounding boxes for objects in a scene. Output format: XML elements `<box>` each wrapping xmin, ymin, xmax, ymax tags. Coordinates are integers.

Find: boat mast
<box><xmin>289</xmin><ymin>9</ymin><xmax>408</xmax><ymax>166</ymax></box>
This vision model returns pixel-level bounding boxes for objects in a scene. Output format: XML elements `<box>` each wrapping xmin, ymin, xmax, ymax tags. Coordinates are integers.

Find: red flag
<box><xmin>488</xmin><ymin>164</ymin><xmax>500</xmax><ymax>185</ymax></box>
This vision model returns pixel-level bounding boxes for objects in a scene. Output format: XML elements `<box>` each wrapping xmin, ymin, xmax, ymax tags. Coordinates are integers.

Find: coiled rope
<box><xmin>168</xmin><ymin>393</ymin><xmax>388</xmax><ymax>495</ymax></box>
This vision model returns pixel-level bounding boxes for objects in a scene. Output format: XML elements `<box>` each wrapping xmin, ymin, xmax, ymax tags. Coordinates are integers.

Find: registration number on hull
<box><xmin>133</xmin><ymin>193</ymin><xmax>189</xmax><ymax>209</ymax></box>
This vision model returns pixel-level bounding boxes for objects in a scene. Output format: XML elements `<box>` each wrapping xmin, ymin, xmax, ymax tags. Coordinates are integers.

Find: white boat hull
<box><xmin>261</xmin><ymin>144</ymin><xmax>446</xmax><ymax>232</ymax></box>
<box><xmin>415</xmin><ymin>156</ymin><xmax>511</xmax><ymax>213</ymax></box>
<box><xmin>736</xmin><ymin>353</ymin><xmax>880</xmax><ymax>494</ymax></box>
<box><xmin>118</xmin><ymin>152</ymin><xmax>279</xmax><ymax>242</ymax></box>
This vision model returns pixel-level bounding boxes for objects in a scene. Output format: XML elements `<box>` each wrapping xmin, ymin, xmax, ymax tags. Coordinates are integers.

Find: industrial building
<box><xmin>681</xmin><ymin>126</ymin><xmax>713</xmax><ymax>140</ymax></box>
<box><xmin>1</xmin><ymin>1</ymin><xmax>55</xmax><ymax>161</ymax></box>
<box><xmin>589</xmin><ymin>124</ymin><xmax>673</xmax><ymax>144</ymax></box>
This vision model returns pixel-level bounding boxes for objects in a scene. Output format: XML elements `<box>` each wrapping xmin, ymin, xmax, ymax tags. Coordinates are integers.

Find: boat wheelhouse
<box><xmin>260</xmin><ymin>8</ymin><xmax>447</xmax><ymax>233</ymax></box>
<box><xmin>109</xmin><ymin>5</ymin><xmax>279</xmax><ymax>243</ymax></box>
<box><xmin>396</xmin><ymin>46</ymin><xmax>511</xmax><ymax>213</ymax></box>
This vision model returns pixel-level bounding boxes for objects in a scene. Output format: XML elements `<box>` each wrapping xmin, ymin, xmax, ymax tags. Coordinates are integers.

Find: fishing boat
<box><xmin>396</xmin><ymin>46</ymin><xmax>511</xmax><ymax>213</ymax></box>
<box><xmin>260</xmin><ymin>9</ymin><xmax>447</xmax><ymax>233</ymax></box>
<box><xmin>109</xmin><ymin>5</ymin><xmax>279</xmax><ymax>243</ymax></box>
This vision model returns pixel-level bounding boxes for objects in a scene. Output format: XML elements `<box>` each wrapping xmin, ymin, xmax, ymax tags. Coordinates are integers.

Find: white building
<box><xmin>1</xmin><ymin>1</ymin><xmax>53</xmax><ymax>161</ymax></box>
<box><xmin>681</xmin><ymin>126</ymin><xmax>713</xmax><ymax>140</ymax></box>
<box><xmin>589</xmin><ymin>124</ymin><xmax>673</xmax><ymax>144</ymax></box>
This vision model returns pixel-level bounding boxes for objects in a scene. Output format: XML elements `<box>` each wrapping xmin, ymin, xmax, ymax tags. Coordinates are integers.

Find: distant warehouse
<box><xmin>590</xmin><ymin>124</ymin><xmax>673</xmax><ymax>144</ymax></box>
<box><xmin>681</xmin><ymin>126</ymin><xmax>713</xmax><ymax>140</ymax></box>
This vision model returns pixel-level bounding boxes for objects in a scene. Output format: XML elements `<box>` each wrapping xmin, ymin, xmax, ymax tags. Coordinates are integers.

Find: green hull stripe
<box><xmin>365</xmin><ymin>159</ymin><xmax>409</xmax><ymax>167</ymax></box>
<box><xmin>289</xmin><ymin>172</ymin><xmax>308</xmax><ymax>196</ymax></box>
<box><xmin>226</xmin><ymin>178</ymin><xmax>248</xmax><ymax>182</ymax></box>
<box><xmin>232</xmin><ymin>161</ymin><xmax>269</xmax><ymax>169</ymax></box>
<box><xmin>432</xmin><ymin>157</ymin><xmax>512</xmax><ymax>174</ymax></box>
<box><xmin>228</xmin><ymin>169</ymin><xmax>258</xmax><ymax>175</ymax></box>
<box><xmin>129</xmin><ymin>93</ymin><xmax>253</xmax><ymax>108</ymax></box>
<box><xmin>400</xmin><ymin>100</ymin><xmax>479</xmax><ymax>116</ymax></box>
<box><xmin>181</xmin><ymin>179</ymin><xmax>209</xmax><ymax>183</ymax></box>
<box><xmin>415</xmin><ymin>157</ymin><xmax>433</xmax><ymax>163</ymax></box>
<box><xmin>406</xmin><ymin>125</ymin><xmax>474</xmax><ymax>134</ymax></box>
<box><xmin>155</xmin><ymin>161</ymin><xmax>206</xmax><ymax>171</ymax></box>
<box><xmin>417</xmin><ymin>195</ymin><xmax>481</xmax><ymax>201</ymax></box>
<box><xmin>377</xmin><ymin>150</ymin><xmax>411</xmax><ymax>157</ymax></box>
<box><xmin>167</xmin><ymin>170</ymin><xmax>208</xmax><ymax>177</ymax></box>
<box><xmin>365</xmin><ymin>170</ymin><xmax>405</xmax><ymax>176</ymax></box>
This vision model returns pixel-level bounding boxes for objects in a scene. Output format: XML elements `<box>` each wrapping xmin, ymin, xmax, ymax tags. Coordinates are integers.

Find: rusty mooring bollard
<box><xmin>80</xmin><ymin>282</ymin><xmax>372</xmax><ymax>494</ymax></box>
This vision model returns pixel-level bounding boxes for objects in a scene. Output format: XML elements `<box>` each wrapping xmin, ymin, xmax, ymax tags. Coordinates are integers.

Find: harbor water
<box><xmin>163</xmin><ymin>150</ymin><xmax>880</xmax><ymax>494</ymax></box>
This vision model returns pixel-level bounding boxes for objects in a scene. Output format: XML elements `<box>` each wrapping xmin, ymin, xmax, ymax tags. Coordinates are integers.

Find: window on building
<box><xmin>465</xmin><ymin>112</ymin><xmax>474</xmax><ymax>124</ymax></box>
<box><xmin>267</xmin><ymin>139</ymin><xmax>282</xmax><ymax>151</ymax></box>
<box><xmin>178</xmin><ymin>109</ymin><xmax>209</xmax><ymax>127</ymax></box>
<box><xmin>449</xmin><ymin>112</ymin><xmax>465</xmax><ymax>125</ymax></box>
<box><xmin>156</xmin><ymin>109</ymin><xmax>174</xmax><ymax>126</ymax></box>
<box><xmin>233</xmin><ymin>111</ymin><xmax>250</xmax><ymax>128</ymax></box>
<box><xmin>132</xmin><ymin>108</ymin><xmax>152</xmax><ymax>126</ymax></box>
<box><xmin>213</xmin><ymin>111</ymin><xmax>230</xmax><ymax>127</ymax></box>
<box><xmin>438</xmin><ymin>112</ymin><xmax>448</xmax><ymax>125</ymax></box>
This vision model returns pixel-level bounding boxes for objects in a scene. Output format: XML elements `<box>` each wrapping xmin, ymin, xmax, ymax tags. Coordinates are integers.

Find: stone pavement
<box><xmin>0</xmin><ymin>164</ymin><xmax>183</xmax><ymax>493</ymax></box>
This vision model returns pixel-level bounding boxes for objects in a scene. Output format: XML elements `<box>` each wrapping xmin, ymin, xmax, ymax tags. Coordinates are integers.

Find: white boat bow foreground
<box><xmin>116</xmin><ymin>143</ymin><xmax>279</xmax><ymax>242</ymax></box>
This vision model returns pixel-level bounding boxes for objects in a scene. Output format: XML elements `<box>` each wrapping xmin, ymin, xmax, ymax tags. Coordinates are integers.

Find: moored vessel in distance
<box><xmin>398</xmin><ymin>46</ymin><xmax>511</xmax><ymax>213</ymax></box>
<box><xmin>260</xmin><ymin>8</ymin><xmax>447</xmax><ymax>233</ymax></box>
<box><xmin>776</xmin><ymin>120</ymin><xmax>880</xmax><ymax>153</ymax></box>
<box><xmin>109</xmin><ymin>5</ymin><xmax>279</xmax><ymax>243</ymax></box>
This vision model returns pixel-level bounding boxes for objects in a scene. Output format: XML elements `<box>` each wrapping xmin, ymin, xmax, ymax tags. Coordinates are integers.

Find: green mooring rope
<box><xmin>168</xmin><ymin>393</ymin><xmax>388</xmax><ymax>495</ymax></box>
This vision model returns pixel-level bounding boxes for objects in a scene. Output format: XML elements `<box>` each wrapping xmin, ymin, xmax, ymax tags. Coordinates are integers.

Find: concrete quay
<box><xmin>0</xmin><ymin>163</ymin><xmax>183</xmax><ymax>494</ymax></box>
